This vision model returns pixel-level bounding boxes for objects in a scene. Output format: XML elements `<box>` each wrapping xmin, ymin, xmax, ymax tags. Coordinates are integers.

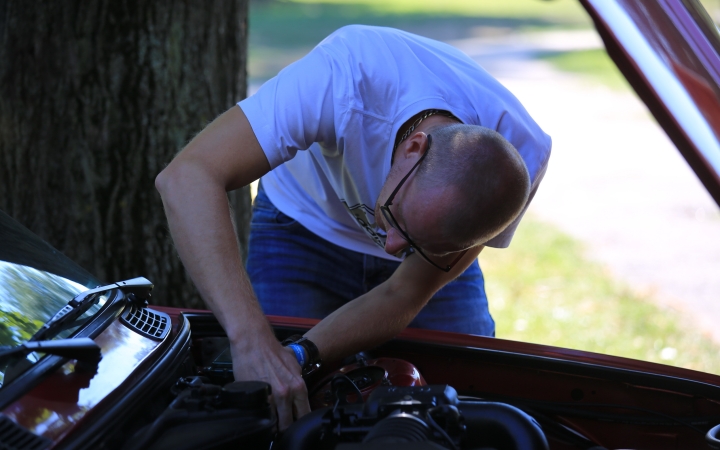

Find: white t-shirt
<box><xmin>239</xmin><ymin>25</ymin><xmax>552</xmax><ymax>261</ymax></box>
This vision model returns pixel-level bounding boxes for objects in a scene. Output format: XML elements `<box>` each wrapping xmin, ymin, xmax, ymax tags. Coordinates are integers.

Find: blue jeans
<box><xmin>246</xmin><ymin>186</ymin><xmax>495</xmax><ymax>336</ymax></box>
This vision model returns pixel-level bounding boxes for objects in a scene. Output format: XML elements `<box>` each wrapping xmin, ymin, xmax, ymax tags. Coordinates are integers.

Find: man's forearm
<box><xmin>156</xmin><ymin>163</ymin><xmax>273</xmax><ymax>346</ymax></box>
<box><xmin>304</xmin><ymin>247</ymin><xmax>484</xmax><ymax>363</ymax></box>
<box><xmin>155</xmin><ymin>106</ymin><xmax>275</xmax><ymax>346</ymax></box>
<box><xmin>304</xmin><ymin>276</ymin><xmax>431</xmax><ymax>362</ymax></box>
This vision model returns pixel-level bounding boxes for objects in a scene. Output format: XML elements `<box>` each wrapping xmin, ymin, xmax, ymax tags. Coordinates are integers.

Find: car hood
<box><xmin>583</xmin><ymin>0</ymin><xmax>720</xmax><ymax>207</ymax></box>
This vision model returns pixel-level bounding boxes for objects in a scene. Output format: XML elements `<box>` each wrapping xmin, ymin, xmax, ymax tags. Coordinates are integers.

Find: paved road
<box><xmin>450</xmin><ymin>30</ymin><xmax>720</xmax><ymax>344</ymax></box>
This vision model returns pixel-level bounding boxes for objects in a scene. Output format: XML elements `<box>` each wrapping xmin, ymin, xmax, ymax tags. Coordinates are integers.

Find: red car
<box><xmin>1</xmin><ymin>1</ymin><xmax>719</xmax><ymax>449</ymax></box>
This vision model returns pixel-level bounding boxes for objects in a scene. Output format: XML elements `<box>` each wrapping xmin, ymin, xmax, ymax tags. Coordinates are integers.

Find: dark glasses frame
<box><xmin>379</xmin><ymin>135</ymin><xmax>468</xmax><ymax>272</ymax></box>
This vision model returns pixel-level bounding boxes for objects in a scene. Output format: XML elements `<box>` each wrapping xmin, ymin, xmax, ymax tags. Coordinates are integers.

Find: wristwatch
<box><xmin>282</xmin><ymin>334</ymin><xmax>322</xmax><ymax>376</ymax></box>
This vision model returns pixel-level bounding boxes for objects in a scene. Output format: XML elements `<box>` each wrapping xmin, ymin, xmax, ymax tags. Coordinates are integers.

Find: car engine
<box><xmin>125</xmin><ymin>352</ymin><xmax>548</xmax><ymax>450</ymax></box>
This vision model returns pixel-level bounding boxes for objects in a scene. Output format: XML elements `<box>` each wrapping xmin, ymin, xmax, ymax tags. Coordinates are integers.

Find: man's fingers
<box><xmin>293</xmin><ymin>387</ymin><xmax>312</xmax><ymax>419</ymax></box>
<box><xmin>275</xmin><ymin>390</ymin><xmax>295</xmax><ymax>431</ymax></box>
<box><xmin>230</xmin><ymin>342</ymin><xmax>309</xmax><ymax>430</ymax></box>
<box><xmin>275</xmin><ymin>378</ymin><xmax>309</xmax><ymax>430</ymax></box>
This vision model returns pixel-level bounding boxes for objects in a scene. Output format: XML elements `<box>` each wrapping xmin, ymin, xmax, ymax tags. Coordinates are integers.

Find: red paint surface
<box><xmin>309</xmin><ymin>357</ymin><xmax>426</xmax><ymax>408</ymax></box>
<box><xmin>3</xmin><ymin>321</ymin><xmax>161</xmax><ymax>444</ymax></box>
<box><xmin>583</xmin><ymin>0</ymin><xmax>720</xmax><ymax>205</ymax></box>
<box><xmin>262</xmin><ymin>314</ymin><xmax>720</xmax><ymax>386</ymax></box>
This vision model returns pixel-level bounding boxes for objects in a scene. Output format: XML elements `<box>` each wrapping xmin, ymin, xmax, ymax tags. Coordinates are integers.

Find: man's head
<box><xmin>375</xmin><ymin>123</ymin><xmax>530</xmax><ymax>265</ymax></box>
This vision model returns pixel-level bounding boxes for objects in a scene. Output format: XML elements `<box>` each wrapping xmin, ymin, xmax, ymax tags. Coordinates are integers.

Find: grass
<box><xmin>284</xmin><ymin>0</ymin><xmax>589</xmax><ymax>19</ymax></box>
<box><xmin>700</xmin><ymin>0</ymin><xmax>720</xmax><ymax>23</ymax></box>
<box><xmin>249</xmin><ymin>0</ymin><xmax>591</xmax><ymax>82</ymax></box>
<box><xmin>480</xmin><ymin>216</ymin><xmax>720</xmax><ymax>375</ymax></box>
<box><xmin>538</xmin><ymin>48</ymin><xmax>632</xmax><ymax>91</ymax></box>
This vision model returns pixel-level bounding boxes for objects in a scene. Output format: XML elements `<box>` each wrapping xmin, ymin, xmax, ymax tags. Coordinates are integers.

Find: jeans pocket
<box><xmin>274</xmin><ymin>210</ymin><xmax>296</xmax><ymax>225</ymax></box>
<box><xmin>251</xmin><ymin>196</ymin><xmax>300</xmax><ymax>229</ymax></box>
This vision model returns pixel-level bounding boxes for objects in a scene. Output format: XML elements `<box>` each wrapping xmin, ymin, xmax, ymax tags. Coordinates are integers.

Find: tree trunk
<box><xmin>0</xmin><ymin>0</ymin><xmax>249</xmax><ymax>308</ymax></box>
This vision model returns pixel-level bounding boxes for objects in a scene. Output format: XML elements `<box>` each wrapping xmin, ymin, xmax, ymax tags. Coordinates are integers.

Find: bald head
<box><xmin>415</xmin><ymin>124</ymin><xmax>530</xmax><ymax>248</ymax></box>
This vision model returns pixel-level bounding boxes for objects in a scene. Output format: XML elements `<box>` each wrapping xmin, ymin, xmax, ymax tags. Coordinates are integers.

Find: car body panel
<box><xmin>1</xmin><ymin>318</ymin><xmax>167</xmax><ymax>444</ymax></box>
<box><xmin>257</xmin><ymin>314</ymin><xmax>720</xmax><ymax>449</ymax></box>
<box><xmin>265</xmin><ymin>314</ymin><xmax>720</xmax><ymax>386</ymax></box>
<box><xmin>583</xmin><ymin>0</ymin><xmax>720</xmax><ymax>206</ymax></box>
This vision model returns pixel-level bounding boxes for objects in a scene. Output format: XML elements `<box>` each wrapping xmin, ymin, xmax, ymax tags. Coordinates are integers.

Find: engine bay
<box><xmin>10</xmin><ymin>308</ymin><xmax>715</xmax><ymax>450</ymax></box>
<box><xmin>114</xmin><ymin>312</ymin><xmax>720</xmax><ymax>450</ymax></box>
<box><xmin>130</xmin><ymin>337</ymin><xmax>549</xmax><ymax>450</ymax></box>
<box><xmin>279</xmin><ymin>361</ymin><xmax>548</xmax><ymax>450</ymax></box>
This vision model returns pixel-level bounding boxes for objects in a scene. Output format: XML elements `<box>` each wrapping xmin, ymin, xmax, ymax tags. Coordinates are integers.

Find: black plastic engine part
<box><xmin>336</xmin><ymin>442</ymin><xmax>450</xmax><ymax>449</ymax></box>
<box><xmin>196</xmin><ymin>338</ymin><xmax>235</xmax><ymax>385</ymax></box>
<box><xmin>276</xmin><ymin>385</ymin><xmax>548</xmax><ymax>450</ymax></box>
<box><xmin>124</xmin><ymin>376</ymin><xmax>275</xmax><ymax>450</ymax></box>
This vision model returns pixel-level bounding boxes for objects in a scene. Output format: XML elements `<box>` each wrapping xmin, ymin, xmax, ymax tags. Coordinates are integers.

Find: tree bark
<box><xmin>0</xmin><ymin>0</ymin><xmax>249</xmax><ymax>308</ymax></box>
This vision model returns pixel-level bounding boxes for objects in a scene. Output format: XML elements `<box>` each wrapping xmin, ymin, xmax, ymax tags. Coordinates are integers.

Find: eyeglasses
<box><xmin>380</xmin><ymin>135</ymin><xmax>468</xmax><ymax>272</ymax></box>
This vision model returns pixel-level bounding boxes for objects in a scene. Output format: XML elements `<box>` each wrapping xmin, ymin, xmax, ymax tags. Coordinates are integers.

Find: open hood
<box><xmin>583</xmin><ymin>0</ymin><xmax>720</xmax><ymax>207</ymax></box>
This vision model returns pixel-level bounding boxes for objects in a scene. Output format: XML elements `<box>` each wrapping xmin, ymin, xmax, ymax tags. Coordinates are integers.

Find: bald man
<box><xmin>156</xmin><ymin>25</ymin><xmax>551</xmax><ymax>430</ymax></box>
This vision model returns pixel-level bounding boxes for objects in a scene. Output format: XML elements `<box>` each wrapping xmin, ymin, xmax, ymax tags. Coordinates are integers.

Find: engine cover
<box><xmin>279</xmin><ymin>384</ymin><xmax>549</xmax><ymax>450</ymax></box>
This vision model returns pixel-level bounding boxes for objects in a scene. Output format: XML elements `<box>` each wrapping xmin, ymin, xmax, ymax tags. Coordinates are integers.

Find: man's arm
<box><xmin>305</xmin><ymin>246</ymin><xmax>484</xmax><ymax>362</ymax></box>
<box><xmin>155</xmin><ymin>106</ymin><xmax>310</xmax><ymax>430</ymax></box>
<box><xmin>155</xmin><ymin>104</ymin><xmax>483</xmax><ymax>429</ymax></box>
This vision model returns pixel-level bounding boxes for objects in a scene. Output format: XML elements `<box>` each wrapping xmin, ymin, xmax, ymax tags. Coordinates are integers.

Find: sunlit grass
<box><xmin>249</xmin><ymin>0</ymin><xmax>591</xmax><ymax>81</ymax></box>
<box><xmin>539</xmin><ymin>48</ymin><xmax>632</xmax><ymax>91</ymax></box>
<box><xmin>284</xmin><ymin>0</ymin><xmax>588</xmax><ymax>20</ymax></box>
<box><xmin>480</xmin><ymin>216</ymin><xmax>720</xmax><ymax>375</ymax></box>
<box><xmin>699</xmin><ymin>0</ymin><xmax>720</xmax><ymax>24</ymax></box>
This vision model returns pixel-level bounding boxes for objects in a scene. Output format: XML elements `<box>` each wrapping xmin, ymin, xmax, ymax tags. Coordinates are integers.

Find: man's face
<box><xmin>374</xmin><ymin>154</ymin><xmax>466</xmax><ymax>266</ymax></box>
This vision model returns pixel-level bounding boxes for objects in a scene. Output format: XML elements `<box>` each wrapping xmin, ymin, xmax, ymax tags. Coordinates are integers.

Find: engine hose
<box><xmin>459</xmin><ymin>401</ymin><xmax>549</xmax><ymax>450</ymax></box>
<box><xmin>274</xmin><ymin>407</ymin><xmax>328</xmax><ymax>450</ymax></box>
<box><xmin>276</xmin><ymin>401</ymin><xmax>549</xmax><ymax>450</ymax></box>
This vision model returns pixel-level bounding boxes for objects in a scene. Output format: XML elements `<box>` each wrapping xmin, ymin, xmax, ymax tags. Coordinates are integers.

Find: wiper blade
<box><xmin>29</xmin><ymin>277</ymin><xmax>154</xmax><ymax>342</ymax></box>
<box><xmin>0</xmin><ymin>338</ymin><xmax>101</xmax><ymax>363</ymax></box>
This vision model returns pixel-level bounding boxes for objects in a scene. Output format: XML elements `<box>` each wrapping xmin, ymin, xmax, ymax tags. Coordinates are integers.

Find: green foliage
<box><xmin>0</xmin><ymin>310</ymin><xmax>43</xmax><ymax>387</ymax></box>
<box><xmin>0</xmin><ymin>310</ymin><xmax>42</xmax><ymax>347</ymax></box>
<box><xmin>480</xmin><ymin>217</ymin><xmax>720</xmax><ymax>375</ymax></box>
<box><xmin>0</xmin><ymin>262</ymin><xmax>84</xmax><ymax>324</ymax></box>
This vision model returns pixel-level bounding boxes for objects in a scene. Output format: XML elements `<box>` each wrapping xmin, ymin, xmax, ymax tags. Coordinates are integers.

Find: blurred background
<box><xmin>247</xmin><ymin>0</ymin><xmax>720</xmax><ymax>373</ymax></box>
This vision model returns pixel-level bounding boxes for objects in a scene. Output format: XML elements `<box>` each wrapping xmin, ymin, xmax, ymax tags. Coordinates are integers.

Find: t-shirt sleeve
<box><xmin>238</xmin><ymin>47</ymin><xmax>336</xmax><ymax>169</ymax></box>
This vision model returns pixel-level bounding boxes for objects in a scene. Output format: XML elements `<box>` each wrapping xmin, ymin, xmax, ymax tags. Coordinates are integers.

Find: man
<box><xmin>156</xmin><ymin>25</ymin><xmax>551</xmax><ymax>429</ymax></box>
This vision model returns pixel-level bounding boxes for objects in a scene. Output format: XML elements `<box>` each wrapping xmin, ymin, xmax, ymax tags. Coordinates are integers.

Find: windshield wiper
<box><xmin>28</xmin><ymin>277</ymin><xmax>154</xmax><ymax>343</ymax></box>
<box><xmin>0</xmin><ymin>337</ymin><xmax>101</xmax><ymax>363</ymax></box>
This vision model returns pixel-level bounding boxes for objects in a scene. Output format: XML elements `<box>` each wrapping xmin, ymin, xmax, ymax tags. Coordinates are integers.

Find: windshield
<box><xmin>0</xmin><ymin>261</ymin><xmax>108</xmax><ymax>345</ymax></box>
<box><xmin>0</xmin><ymin>210</ymin><xmax>105</xmax><ymax>387</ymax></box>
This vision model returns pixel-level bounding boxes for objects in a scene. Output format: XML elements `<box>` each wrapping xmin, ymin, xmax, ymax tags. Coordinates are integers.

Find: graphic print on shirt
<box><xmin>341</xmin><ymin>201</ymin><xmax>386</xmax><ymax>249</ymax></box>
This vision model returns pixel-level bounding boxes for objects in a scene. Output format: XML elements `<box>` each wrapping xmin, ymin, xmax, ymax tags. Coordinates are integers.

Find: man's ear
<box><xmin>398</xmin><ymin>131</ymin><xmax>429</xmax><ymax>160</ymax></box>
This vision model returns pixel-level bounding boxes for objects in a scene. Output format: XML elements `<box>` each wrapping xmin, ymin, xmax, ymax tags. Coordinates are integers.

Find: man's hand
<box><xmin>230</xmin><ymin>337</ymin><xmax>310</xmax><ymax>430</ymax></box>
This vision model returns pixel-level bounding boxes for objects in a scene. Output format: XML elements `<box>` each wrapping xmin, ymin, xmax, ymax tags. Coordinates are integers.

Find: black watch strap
<box><xmin>282</xmin><ymin>334</ymin><xmax>322</xmax><ymax>375</ymax></box>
